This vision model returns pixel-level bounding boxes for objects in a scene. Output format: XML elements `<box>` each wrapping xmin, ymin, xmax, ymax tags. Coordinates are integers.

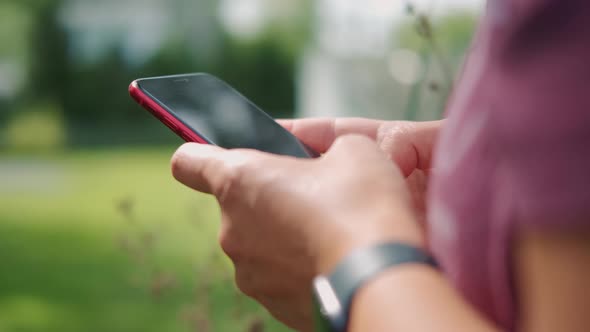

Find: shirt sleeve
<box><xmin>491</xmin><ymin>0</ymin><xmax>590</xmax><ymax>227</ymax></box>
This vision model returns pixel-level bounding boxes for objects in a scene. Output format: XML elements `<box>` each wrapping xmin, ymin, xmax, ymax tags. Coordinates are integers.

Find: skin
<box><xmin>171</xmin><ymin>118</ymin><xmax>590</xmax><ymax>332</ymax></box>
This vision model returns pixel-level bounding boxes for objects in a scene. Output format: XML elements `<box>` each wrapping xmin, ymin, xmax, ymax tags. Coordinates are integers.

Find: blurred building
<box><xmin>297</xmin><ymin>0</ymin><xmax>403</xmax><ymax>120</ymax></box>
<box><xmin>297</xmin><ymin>0</ymin><xmax>484</xmax><ymax>121</ymax></box>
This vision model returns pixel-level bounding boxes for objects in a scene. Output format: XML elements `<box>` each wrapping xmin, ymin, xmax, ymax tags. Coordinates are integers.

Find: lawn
<box><xmin>0</xmin><ymin>148</ymin><xmax>291</xmax><ymax>332</ymax></box>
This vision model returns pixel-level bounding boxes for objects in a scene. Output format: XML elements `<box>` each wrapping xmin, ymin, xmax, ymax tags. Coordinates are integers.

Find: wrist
<box><xmin>314</xmin><ymin>212</ymin><xmax>425</xmax><ymax>275</ymax></box>
<box><xmin>312</xmin><ymin>242</ymin><xmax>438</xmax><ymax>332</ymax></box>
<box><xmin>348</xmin><ymin>264</ymin><xmax>441</xmax><ymax>332</ymax></box>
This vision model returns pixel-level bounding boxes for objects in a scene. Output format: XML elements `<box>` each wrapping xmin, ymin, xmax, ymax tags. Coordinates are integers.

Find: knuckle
<box><xmin>214</xmin><ymin>165</ymin><xmax>242</xmax><ymax>202</ymax></box>
<box><xmin>218</xmin><ymin>227</ymin><xmax>242</xmax><ymax>260</ymax></box>
<box><xmin>218</xmin><ymin>152</ymin><xmax>252</xmax><ymax>183</ymax></box>
<box><xmin>216</xmin><ymin>153</ymin><xmax>269</xmax><ymax>201</ymax></box>
<box><xmin>377</xmin><ymin>123</ymin><xmax>418</xmax><ymax>176</ymax></box>
<box><xmin>204</xmin><ymin>160</ymin><xmax>233</xmax><ymax>199</ymax></box>
<box><xmin>377</xmin><ymin>121</ymin><xmax>415</xmax><ymax>145</ymax></box>
<box><xmin>227</xmin><ymin>159</ymin><xmax>250</xmax><ymax>182</ymax></box>
<box><xmin>218</xmin><ymin>223</ymin><xmax>254</xmax><ymax>265</ymax></box>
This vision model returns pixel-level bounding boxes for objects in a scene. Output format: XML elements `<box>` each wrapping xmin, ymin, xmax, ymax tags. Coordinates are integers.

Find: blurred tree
<box><xmin>212</xmin><ymin>0</ymin><xmax>312</xmax><ymax>118</ymax></box>
<box><xmin>0</xmin><ymin>2</ymin><xmax>32</xmax><ymax>69</ymax></box>
<box><xmin>13</xmin><ymin>0</ymin><xmax>313</xmax><ymax>146</ymax></box>
<box><xmin>1</xmin><ymin>0</ymin><xmax>67</xmax><ymax>148</ymax></box>
<box><xmin>212</xmin><ymin>34</ymin><xmax>298</xmax><ymax>119</ymax></box>
<box><xmin>26</xmin><ymin>0</ymin><xmax>68</xmax><ymax>109</ymax></box>
<box><xmin>64</xmin><ymin>48</ymin><xmax>134</xmax><ymax>123</ymax></box>
<box><xmin>0</xmin><ymin>2</ymin><xmax>33</xmax><ymax>122</ymax></box>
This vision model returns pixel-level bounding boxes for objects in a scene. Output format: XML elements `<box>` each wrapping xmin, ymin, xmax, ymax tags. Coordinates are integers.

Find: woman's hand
<box><xmin>171</xmin><ymin>135</ymin><xmax>424</xmax><ymax>331</ymax></box>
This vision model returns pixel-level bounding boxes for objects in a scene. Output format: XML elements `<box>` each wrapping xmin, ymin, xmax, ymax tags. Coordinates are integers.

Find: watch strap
<box><xmin>313</xmin><ymin>242</ymin><xmax>438</xmax><ymax>332</ymax></box>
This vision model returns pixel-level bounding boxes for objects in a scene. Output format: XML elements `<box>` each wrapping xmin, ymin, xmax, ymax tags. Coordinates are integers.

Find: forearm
<box><xmin>349</xmin><ymin>264</ymin><xmax>499</xmax><ymax>332</ymax></box>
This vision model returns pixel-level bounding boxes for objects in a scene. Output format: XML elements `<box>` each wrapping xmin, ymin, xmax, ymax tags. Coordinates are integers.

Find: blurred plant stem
<box><xmin>413</xmin><ymin>13</ymin><xmax>454</xmax><ymax>92</ymax></box>
<box><xmin>115</xmin><ymin>196</ymin><xmax>267</xmax><ymax>332</ymax></box>
<box><xmin>404</xmin><ymin>1</ymin><xmax>456</xmax><ymax>117</ymax></box>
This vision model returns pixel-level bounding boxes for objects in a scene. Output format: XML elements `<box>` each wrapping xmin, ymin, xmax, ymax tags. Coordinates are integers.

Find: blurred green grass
<box><xmin>0</xmin><ymin>148</ymin><xmax>290</xmax><ymax>332</ymax></box>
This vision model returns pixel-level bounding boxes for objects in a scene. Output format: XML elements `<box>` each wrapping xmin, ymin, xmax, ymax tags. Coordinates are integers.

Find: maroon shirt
<box><xmin>427</xmin><ymin>1</ymin><xmax>590</xmax><ymax>330</ymax></box>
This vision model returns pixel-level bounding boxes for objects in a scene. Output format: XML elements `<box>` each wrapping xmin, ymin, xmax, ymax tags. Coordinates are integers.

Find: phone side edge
<box><xmin>129</xmin><ymin>81</ymin><xmax>210</xmax><ymax>144</ymax></box>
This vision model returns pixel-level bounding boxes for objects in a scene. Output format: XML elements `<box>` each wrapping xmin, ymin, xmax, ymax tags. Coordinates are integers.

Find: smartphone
<box><xmin>129</xmin><ymin>73</ymin><xmax>318</xmax><ymax>158</ymax></box>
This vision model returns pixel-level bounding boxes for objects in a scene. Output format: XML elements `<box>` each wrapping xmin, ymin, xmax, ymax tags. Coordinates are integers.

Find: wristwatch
<box><xmin>312</xmin><ymin>242</ymin><xmax>438</xmax><ymax>332</ymax></box>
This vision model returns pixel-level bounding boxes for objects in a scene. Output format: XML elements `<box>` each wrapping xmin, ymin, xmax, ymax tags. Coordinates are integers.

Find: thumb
<box><xmin>171</xmin><ymin>143</ymin><xmax>245</xmax><ymax>196</ymax></box>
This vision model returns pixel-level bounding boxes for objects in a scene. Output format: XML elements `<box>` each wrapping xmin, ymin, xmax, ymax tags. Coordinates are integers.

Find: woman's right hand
<box><xmin>279</xmin><ymin>118</ymin><xmax>443</xmax><ymax>223</ymax></box>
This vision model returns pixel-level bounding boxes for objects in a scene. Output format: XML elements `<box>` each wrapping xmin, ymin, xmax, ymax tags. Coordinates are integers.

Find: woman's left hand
<box><xmin>171</xmin><ymin>135</ymin><xmax>424</xmax><ymax>331</ymax></box>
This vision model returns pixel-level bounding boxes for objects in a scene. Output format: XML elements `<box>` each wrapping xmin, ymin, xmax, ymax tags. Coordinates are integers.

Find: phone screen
<box><xmin>137</xmin><ymin>74</ymin><xmax>316</xmax><ymax>158</ymax></box>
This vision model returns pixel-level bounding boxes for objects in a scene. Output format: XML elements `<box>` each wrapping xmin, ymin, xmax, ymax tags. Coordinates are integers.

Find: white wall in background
<box><xmin>297</xmin><ymin>0</ymin><xmax>485</xmax><ymax>120</ymax></box>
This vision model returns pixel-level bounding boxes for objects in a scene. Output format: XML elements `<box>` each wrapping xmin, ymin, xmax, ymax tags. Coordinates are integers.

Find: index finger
<box><xmin>278</xmin><ymin>118</ymin><xmax>382</xmax><ymax>153</ymax></box>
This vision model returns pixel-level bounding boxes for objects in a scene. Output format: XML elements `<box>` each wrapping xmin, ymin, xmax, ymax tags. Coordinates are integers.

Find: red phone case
<box><xmin>129</xmin><ymin>81</ymin><xmax>209</xmax><ymax>144</ymax></box>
